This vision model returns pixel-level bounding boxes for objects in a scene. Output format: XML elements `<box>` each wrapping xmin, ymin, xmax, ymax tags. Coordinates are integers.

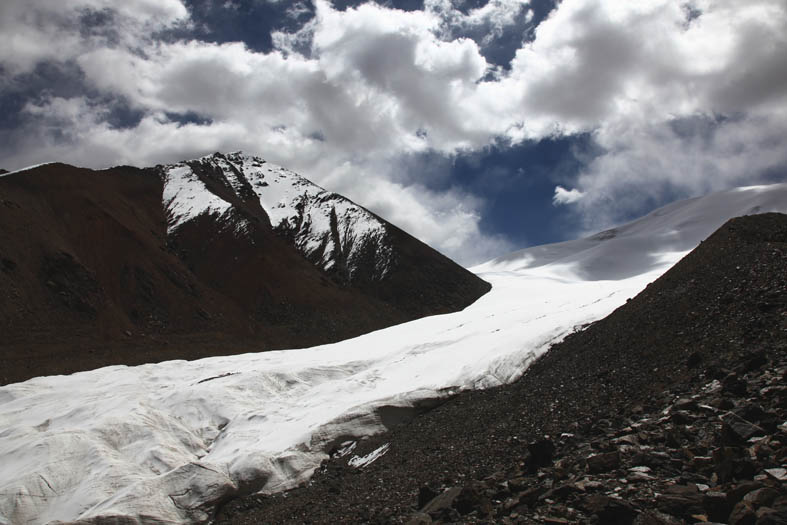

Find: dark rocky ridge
<box><xmin>217</xmin><ymin>213</ymin><xmax>787</xmax><ymax>524</ymax></box>
<box><xmin>0</xmin><ymin>162</ymin><xmax>489</xmax><ymax>385</ymax></box>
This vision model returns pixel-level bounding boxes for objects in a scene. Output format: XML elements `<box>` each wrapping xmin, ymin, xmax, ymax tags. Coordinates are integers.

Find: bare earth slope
<box><xmin>0</xmin><ymin>159</ymin><xmax>489</xmax><ymax>385</ymax></box>
<box><xmin>218</xmin><ymin>214</ymin><xmax>787</xmax><ymax>524</ymax></box>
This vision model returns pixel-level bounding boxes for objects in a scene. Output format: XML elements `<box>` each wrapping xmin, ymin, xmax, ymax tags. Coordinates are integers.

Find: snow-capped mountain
<box><xmin>2</xmin><ymin>182</ymin><xmax>785</xmax><ymax>524</ymax></box>
<box><xmin>0</xmin><ymin>157</ymin><xmax>489</xmax><ymax>384</ymax></box>
<box><xmin>162</xmin><ymin>152</ymin><xmax>393</xmax><ymax>282</ymax></box>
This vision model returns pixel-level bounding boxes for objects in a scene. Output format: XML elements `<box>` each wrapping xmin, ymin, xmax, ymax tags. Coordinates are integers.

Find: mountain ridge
<box><xmin>0</xmin><ymin>155</ymin><xmax>489</xmax><ymax>385</ymax></box>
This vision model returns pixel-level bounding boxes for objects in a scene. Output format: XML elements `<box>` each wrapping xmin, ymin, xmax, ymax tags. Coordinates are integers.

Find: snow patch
<box><xmin>0</xmin><ymin>162</ymin><xmax>56</xmax><ymax>177</ymax></box>
<box><xmin>348</xmin><ymin>443</ymin><xmax>390</xmax><ymax>468</ymax></box>
<box><xmin>161</xmin><ymin>164</ymin><xmax>232</xmax><ymax>234</ymax></box>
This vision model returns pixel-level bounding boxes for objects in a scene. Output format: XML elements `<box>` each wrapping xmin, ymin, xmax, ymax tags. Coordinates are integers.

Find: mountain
<box><xmin>0</xmin><ymin>155</ymin><xmax>489</xmax><ymax>384</ymax></box>
<box><xmin>1</xmin><ymin>183</ymin><xmax>785</xmax><ymax>524</ymax></box>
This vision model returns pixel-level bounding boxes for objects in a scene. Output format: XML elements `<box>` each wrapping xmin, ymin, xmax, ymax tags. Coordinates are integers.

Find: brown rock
<box><xmin>703</xmin><ymin>491</ymin><xmax>732</xmax><ymax>522</ymax></box>
<box><xmin>744</xmin><ymin>488</ymin><xmax>780</xmax><ymax>507</ymax></box>
<box><xmin>453</xmin><ymin>482</ymin><xmax>492</xmax><ymax>516</ymax></box>
<box><xmin>633</xmin><ymin>511</ymin><xmax>683</xmax><ymax>525</ymax></box>
<box><xmin>583</xmin><ymin>495</ymin><xmax>638</xmax><ymax>525</ymax></box>
<box><xmin>587</xmin><ymin>451</ymin><xmax>621</xmax><ymax>474</ymax></box>
<box><xmin>729</xmin><ymin>501</ymin><xmax>757</xmax><ymax>525</ymax></box>
<box><xmin>421</xmin><ymin>487</ymin><xmax>462</xmax><ymax>516</ymax></box>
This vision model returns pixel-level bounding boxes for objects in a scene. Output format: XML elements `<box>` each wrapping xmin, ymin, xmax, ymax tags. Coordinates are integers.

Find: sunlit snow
<box><xmin>0</xmin><ymin>162</ymin><xmax>56</xmax><ymax>177</ymax></box>
<box><xmin>1</xmin><ymin>183</ymin><xmax>786</xmax><ymax>524</ymax></box>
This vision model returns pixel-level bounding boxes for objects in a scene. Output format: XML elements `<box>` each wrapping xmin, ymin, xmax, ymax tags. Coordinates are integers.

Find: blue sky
<box><xmin>2</xmin><ymin>0</ymin><xmax>787</xmax><ymax>264</ymax></box>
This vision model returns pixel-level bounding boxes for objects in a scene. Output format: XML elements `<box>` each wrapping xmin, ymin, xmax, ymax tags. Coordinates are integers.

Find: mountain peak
<box><xmin>162</xmin><ymin>151</ymin><xmax>395</xmax><ymax>281</ymax></box>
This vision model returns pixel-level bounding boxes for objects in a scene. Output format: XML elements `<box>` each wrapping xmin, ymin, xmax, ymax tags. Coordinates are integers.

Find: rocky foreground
<box><xmin>217</xmin><ymin>213</ymin><xmax>787</xmax><ymax>524</ymax></box>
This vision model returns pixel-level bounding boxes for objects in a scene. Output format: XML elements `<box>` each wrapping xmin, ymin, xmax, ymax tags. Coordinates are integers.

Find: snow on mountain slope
<box><xmin>0</xmin><ymin>162</ymin><xmax>56</xmax><ymax>178</ymax></box>
<box><xmin>1</xmin><ymin>183</ymin><xmax>786</xmax><ymax>524</ymax></box>
<box><xmin>474</xmin><ymin>183</ymin><xmax>787</xmax><ymax>279</ymax></box>
<box><xmin>161</xmin><ymin>152</ymin><xmax>393</xmax><ymax>280</ymax></box>
<box><xmin>162</xmin><ymin>164</ymin><xmax>235</xmax><ymax>233</ymax></box>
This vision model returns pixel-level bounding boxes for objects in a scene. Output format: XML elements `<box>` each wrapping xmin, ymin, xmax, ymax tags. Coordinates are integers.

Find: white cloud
<box><xmin>425</xmin><ymin>0</ymin><xmax>532</xmax><ymax>44</ymax></box>
<box><xmin>0</xmin><ymin>0</ymin><xmax>188</xmax><ymax>76</ymax></box>
<box><xmin>566</xmin><ymin>113</ymin><xmax>787</xmax><ymax>232</ymax></box>
<box><xmin>552</xmin><ymin>186</ymin><xmax>584</xmax><ymax>205</ymax></box>
<box><xmin>2</xmin><ymin>0</ymin><xmax>787</xmax><ymax>263</ymax></box>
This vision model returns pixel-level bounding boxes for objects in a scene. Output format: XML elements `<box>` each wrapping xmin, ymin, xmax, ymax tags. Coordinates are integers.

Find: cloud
<box><xmin>552</xmin><ymin>186</ymin><xmax>584</xmax><ymax>205</ymax></box>
<box><xmin>0</xmin><ymin>0</ymin><xmax>188</xmax><ymax>76</ymax></box>
<box><xmin>565</xmin><ymin>113</ymin><xmax>787</xmax><ymax>232</ymax></box>
<box><xmin>2</xmin><ymin>0</ymin><xmax>787</xmax><ymax>263</ymax></box>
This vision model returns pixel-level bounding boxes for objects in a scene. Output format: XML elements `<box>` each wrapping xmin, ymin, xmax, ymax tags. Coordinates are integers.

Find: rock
<box><xmin>744</xmin><ymin>488</ymin><xmax>780</xmax><ymax>507</ymax></box>
<box><xmin>729</xmin><ymin>501</ymin><xmax>757</xmax><ymax>525</ymax></box>
<box><xmin>714</xmin><ymin>447</ymin><xmax>758</xmax><ymax>482</ymax></box>
<box><xmin>756</xmin><ymin>507</ymin><xmax>787</xmax><ymax>525</ymax></box>
<box><xmin>687</xmin><ymin>352</ymin><xmax>703</xmax><ymax>368</ymax></box>
<box><xmin>723</xmin><ymin>374</ymin><xmax>749</xmax><ymax>397</ymax></box>
<box><xmin>703</xmin><ymin>491</ymin><xmax>732</xmax><ymax>522</ymax></box>
<box><xmin>657</xmin><ymin>485</ymin><xmax>704</xmax><ymax>519</ymax></box>
<box><xmin>690</xmin><ymin>455</ymin><xmax>716</xmax><ymax>474</ymax></box>
<box><xmin>587</xmin><ymin>451</ymin><xmax>621</xmax><ymax>474</ymax></box>
<box><xmin>633</xmin><ymin>511</ymin><xmax>683</xmax><ymax>525</ymax></box>
<box><xmin>453</xmin><ymin>482</ymin><xmax>492</xmax><ymax>516</ymax></box>
<box><xmin>723</xmin><ymin>413</ymin><xmax>767</xmax><ymax>444</ymax></box>
<box><xmin>507</xmin><ymin>476</ymin><xmax>529</xmax><ymax>493</ymax></box>
<box><xmin>421</xmin><ymin>487</ymin><xmax>462</xmax><ymax>516</ymax></box>
<box><xmin>743</xmin><ymin>351</ymin><xmax>768</xmax><ymax>373</ymax></box>
<box><xmin>628</xmin><ymin>471</ymin><xmax>656</xmax><ymax>482</ymax></box>
<box><xmin>517</xmin><ymin>485</ymin><xmax>545</xmax><ymax>507</ymax></box>
<box><xmin>615</xmin><ymin>434</ymin><xmax>641</xmax><ymax>446</ymax></box>
<box><xmin>583</xmin><ymin>495</ymin><xmax>638</xmax><ymax>525</ymax></box>
<box><xmin>418</xmin><ymin>486</ymin><xmax>439</xmax><ymax>509</ymax></box>
<box><xmin>405</xmin><ymin>512</ymin><xmax>432</xmax><ymax>525</ymax></box>
<box><xmin>674</xmin><ymin>398</ymin><xmax>698</xmax><ymax>411</ymax></box>
<box><xmin>525</xmin><ymin>438</ymin><xmax>556</xmax><ymax>473</ymax></box>
<box><xmin>729</xmin><ymin>483</ymin><xmax>766</xmax><ymax>506</ymax></box>
<box><xmin>765</xmin><ymin>468</ymin><xmax>787</xmax><ymax>482</ymax></box>
<box><xmin>574</xmin><ymin>479</ymin><xmax>604</xmax><ymax>491</ymax></box>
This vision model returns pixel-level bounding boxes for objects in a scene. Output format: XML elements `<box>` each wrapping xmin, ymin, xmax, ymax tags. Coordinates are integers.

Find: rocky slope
<box><xmin>0</xmin><ymin>157</ymin><xmax>488</xmax><ymax>385</ymax></box>
<box><xmin>217</xmin><ymin>213</ymin><xmax>787</xmax><ymax>524</ymax></box>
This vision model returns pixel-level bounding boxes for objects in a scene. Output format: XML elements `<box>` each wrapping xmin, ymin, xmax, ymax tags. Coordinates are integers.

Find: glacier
<box><xmin>1</xmin><ymin>182</ymin><xmax>786</xmax><ymax>524</ymax></box>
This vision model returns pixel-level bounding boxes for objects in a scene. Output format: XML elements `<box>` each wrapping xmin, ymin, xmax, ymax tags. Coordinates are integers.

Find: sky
<box><xmin>1</xmin><ymin>0</ymin><xmax>786</xmax><ymax>265</ymax></box>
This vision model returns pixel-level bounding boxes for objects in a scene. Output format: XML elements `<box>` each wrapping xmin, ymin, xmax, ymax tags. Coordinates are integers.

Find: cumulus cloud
<box><xmin>1</xmin><ymin>0</ymin><xmax>787</xmax><ymax>263</ymax></box>
<box><xmin>552</xmin><ymin>186</ymin><xmax>585</xmax><ymax>205</ymax></box>
<box><xmin>0</xmin><ymin>0</ymin><xmax>187</xmax><ymax>76</ymax></box>
<box><xmin>564</xmin><ymin>113</ymin><xmax>787</xmax><ymax>231</ymax></box>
